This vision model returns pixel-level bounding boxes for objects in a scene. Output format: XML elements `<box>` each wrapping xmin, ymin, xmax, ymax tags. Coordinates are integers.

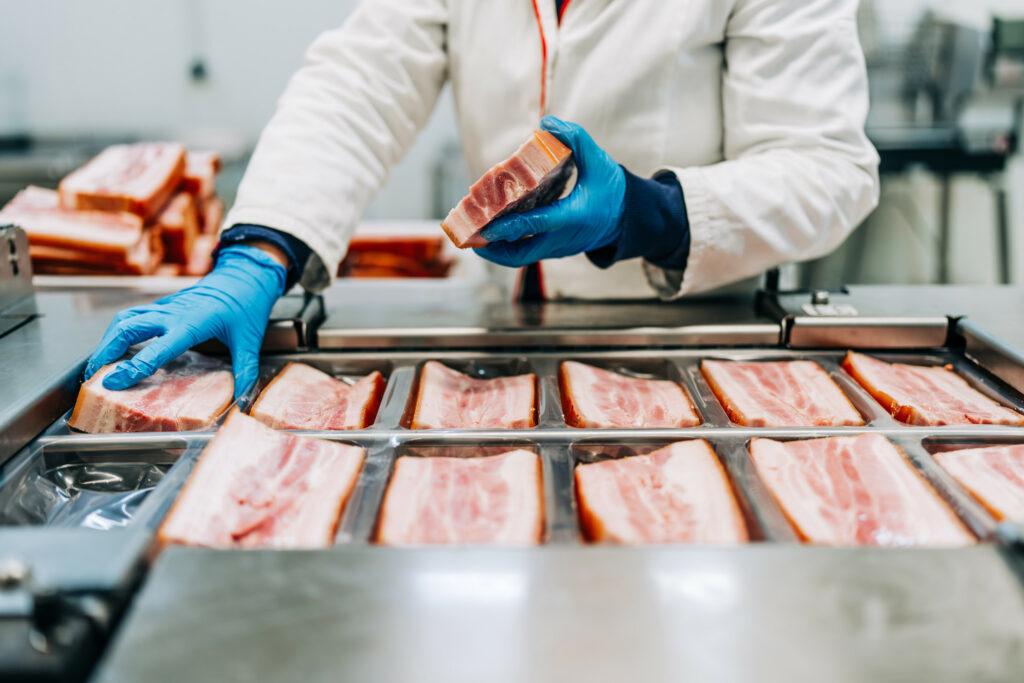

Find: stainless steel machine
<box><xmin>3</xmin><ymin>243</ymin><xmax>1024</xmax><ymax>681</ymax></box>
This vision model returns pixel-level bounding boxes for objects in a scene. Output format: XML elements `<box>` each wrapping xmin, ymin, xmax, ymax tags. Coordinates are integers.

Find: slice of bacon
<box><xmin>158</xmin><ymin>410</ymin><xmax>364</xmax><ymax>550</ymax></box>
<box><xmin>68</xmin><ymin>351</ymin><xmax>233</xmax><ymax>433</ymax></box>
<box><xmin>376</xmin><ymin>449</ymin><xmax>544</xmax><ymax>545</ymax></box>
<box><xmin>842</xmin><ymin>351</ymin><xmax>1024</xmax><ymax>426</ymax></box>
<box><xmin>249</xmin><ymin>363</ymin><xmax>385</xmax><ymax>430</ymax></box>
<box><xmin>560</xmin><ymin>361</ymin><xmax>699</xmax><ymax>428</ymax></box>
<box><xmin>152</xmin><ymin>191</ymin><xmax>199</xmax><ymax>264</ymax></box>
<box><xmin>410</xmin><ymin>361</ymin><xmax>536</xmax><ymax>429</ymax></box>
<box><xmin>934</xmin><ymin>444</ymin><xmax>1024</xmax><ymax>521</ymax></box>
<box><xmin>1</xmin><ymin>186</ymin><xmax>144</xmax><ymax>255</ymax></box>
<box><xmin>750</xmin><ymin>434</ymin><xmax>973</xmax><ymax>546</ymax></box>
<box><xmin>441</xmin><ymin>130</ymin><xmax>575</xmax><ymax>248</ymax></box>
<box><xmin>702</xmin><ymin>359</ymin><xmax>863</xmax><ymax>427</ymax></box>
<box><xmin>575</xmin><ymin>440</ymin><xmax>747</xmax><ymax>544</ymax></box>
<box><xmin>58</xmin><ymin>142</ymin><xmax>187</xmax><ymax>220</ymax></box>
<box><xmin>182</xmin><ymin>151</ymin><xmax>221</xmax><ymax>199</ymax></box>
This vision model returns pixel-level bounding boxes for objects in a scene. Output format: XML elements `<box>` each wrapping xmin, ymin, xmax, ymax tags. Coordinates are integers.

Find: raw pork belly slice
<box><xmin>58</xmin><ymin>142</ymin><xmax>186</xmax><ymax>220</ymax></box>
<box><xmin>183</xmin><ymin>234</ymin><xmax>216</xmax><ymax>276</ymax></box>
<box><xmin>842</xmin><ymin>351</ymin><xmax>1024</xmax><ymax>426</ymax></box>
<box><xmin>559</xmin><ymin>361</ymin><xmax>699</xmax><ymax>428</ymax></box>
<box><xmin>182</xmin><ymin>151</ymin><xmax>221</xmax><ymax>198</ymax></box>
<box><xmin>0</xmin><ymin>186</ymin><xmax>144</xmax><ymax>255</ymax></box>
<box><xmin>158</xmin><ymin>410</ymin><xmax>364</xmax><ymax>550</ymax></box>
<box><xmin>750</xmin><ymin>434</ymin><xmax>973</xmax><ymax>547</ymax></box>
<box><xmin>376</xmin><ymin>449</ymin><xmax>544</xmax><ymax>545</ymax></box>
<box><xmin>934</xmin><ymin>444</ymin><xmax>1024</xmax><ymax>521</ymax></box>
<box><xmin>575</xmin><ymin>440</ymin><xmax>747</xmax><ymax>544</ymax></box>
<box><xmin>68</xmin><ymin>351</ymin><xmax>233</xmax><ymax>433</ymax></box>
<box><xmin>249</xmin><ymin>363</ymin><xmax>385</xmax><ymax>430</ymax></box>
<box><xmin>200</xmin><ymin>196</ymin><xmax>224</xmax><ymax>234</ymax></box>
<box><xmin>153</xmin><ymin>191</ymin><xmax>199</xmax><ymax>264</ymax></box>
<box><xmin>410</xmin><ymin>361</ymin><xmax>536</xmax><ymax>429</ymax></box>
<box><xmin>701</xmin><ymin>359</ymin><xmax>862</xmax><ymax>427</ymax></box>
<box><xmin>441</xmin><ymin>130</ymin><xmax>575</xmax><ymax>248</ymax></box>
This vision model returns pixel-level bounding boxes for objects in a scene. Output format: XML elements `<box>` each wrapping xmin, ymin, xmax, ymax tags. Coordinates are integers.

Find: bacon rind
<box><xmin>701</xmin><ymin>359</ymin><xmax>863</xmax><ymax>427</ymax></box>
<box><xmin>68</xmin><ymin>352</ymin><xmax>233</xmax><ymax>433</ymax></box>
<box><xmin>59</xmin><ymin>143</ymin><xmax>187</xmax><ymax>220</ymax></box>
<box><xmin>157</xmin><ymin>409</ymin><xmax>364</xmax><ymax>550</ymax></box>
<box><xmin>249</xmin><ymin>362</ymin><xmax>386</xmax><ymax>430</ymax></box>
<box><xmin>441</xmin><ymin>130</ymin><xmax>575</xmax><ymax>248</ymax></box>
<box><xmin>376</xmin><ymin>449</ymin><xmax>544</xmax><ymax>545</ymax></box>
<box><xmin>410</xmin><ymin>361</ymin><xmax>536</xmax><ymax>429</ymax></box>
<box><xmin>750</xmin><ymin>434</ymin><xmax>974</xmax><ymax>547</ymax></box>
<box><xmin>842</xmin><ymin>351</ymin><xmax>1024</xmax><ymax>426</ymax></box>
<box><xmin>575</xmin><ymin>440</ymin><xmax>747</xmax><ymax>544</ymax></box>
<box><xmin>559</xmin><ymin>361</ymin><xmax>700</xmax><ymax>428</ymax></box>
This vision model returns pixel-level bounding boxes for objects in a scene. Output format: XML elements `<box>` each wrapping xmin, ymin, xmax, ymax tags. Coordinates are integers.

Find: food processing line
<box><xmin>4</xmin><ymin>222</ymin><xmax>1024</xmax><ymax>682</ymax></box>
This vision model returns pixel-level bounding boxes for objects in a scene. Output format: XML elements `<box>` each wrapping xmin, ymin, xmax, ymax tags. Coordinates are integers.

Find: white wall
<box><xmin>0</xmin><ymin>0</ymin><xmax>461</xmax><ymax>219</ymax></box>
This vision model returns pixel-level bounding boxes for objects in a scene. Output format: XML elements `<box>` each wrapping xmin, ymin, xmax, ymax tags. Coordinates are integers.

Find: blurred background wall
<box><xmin>2</xmin><ymin>0</ymin><xmax>1024</xmax><ymax>287</ymax></box>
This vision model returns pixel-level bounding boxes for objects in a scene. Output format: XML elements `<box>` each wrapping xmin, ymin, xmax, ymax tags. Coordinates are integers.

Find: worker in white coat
<box><xmin>86</xmin><ymin>0</ymin><xmax>880</xmax><ymax>396</ymax></box>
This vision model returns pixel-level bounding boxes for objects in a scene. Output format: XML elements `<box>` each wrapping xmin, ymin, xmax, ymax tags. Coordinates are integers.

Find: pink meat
<box><xmin>842</xmin><ymin>351</ymin><xmax>1024</xmax><ymax>426</ymax></box>
<box><xmin>182</xmin><ymin>151</ymin><xmax>221</xmax><ymax>198</ymax></box>
<box><xmin>560</xmin><ymin>361</ymin><xmax>699</xmax><ymax>428</ymax></box>
<box><xmin>934</xmin><ymin>444</ymin><xmax>1024</xmax><ymax>521</ymax></box>
<box><xmin>702</xmin><ymin>359</ymin><xmax>863</xmax><ymax>427</ymax></box>
<box><xmin>249</xmin><ymin>362</ymin><xmax>385</xmax><ymax>430</ymax></box>
<box><xmin>158</xmin><ymin>410</ymin><xmax>364</xmax><ymax>550</ymax></box>
<box><xmin>376</xmin><ymin>450</ymin><xmax>544</xmax><ymax>545</ymax></box>
<box><xmin>58</xmin><ymin>142</ymin><xmax>186</xmax><ymax>220</ymax></box>
<box><xmin>410</xmin><ymin>361</ymin><xmax>536</xmax><ymax>429</ymax></box>
<box><xmin>575</xmin><ymin>440</ymin><xmax>747</xmax><ymax>544</ymax></box>
<box><xmin>68</xmin><ymin>351</ymin><xmax>233</xmax><ymax>433</ymax></box>
<box><xmin>0</xmin><ymin>186</ymin><xmax>144</xmax><ymax>255</ymax></box>
<box><xmin>152</xmin><ymin>191</ymin><xmax>199</xmax><ymax>264</ymax></box>
<box><xmin>441</xmin><ymin>130</ymin><xmax>575</xmax><ymax>248</ymax></box>
<box><xmin>750</xmin><ymin>434</ymin><xmax>973</xmax><ymax>547</ymax></box>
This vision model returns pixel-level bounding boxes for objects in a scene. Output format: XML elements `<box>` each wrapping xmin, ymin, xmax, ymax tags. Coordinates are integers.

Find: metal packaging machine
<box><xmin>3</xmin><ymin>225</ymin><xmax>1024</xmax><ymax>682</ymax></box>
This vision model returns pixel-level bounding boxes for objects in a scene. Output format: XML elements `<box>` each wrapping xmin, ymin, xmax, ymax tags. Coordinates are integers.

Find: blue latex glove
<box><xmin>474</xmin><ymin>116</ymin><xmax>626</xmax><ymax>268</ymax></box>
<box><xmin>84</xmin><ymin>245</ymin><xmax>287</xmax><ymax>399</ymax></box>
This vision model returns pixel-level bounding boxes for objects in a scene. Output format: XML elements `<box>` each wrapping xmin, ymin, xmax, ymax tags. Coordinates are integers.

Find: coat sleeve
<box><xmin>222</xmin><ymin>0</ymin><xmax>448</xmax><ymax>292</ymax></box>
<box><xmin>644</xmin><ymin>0</ymin><xmax>880</xmax><ymax>298</ymax></box>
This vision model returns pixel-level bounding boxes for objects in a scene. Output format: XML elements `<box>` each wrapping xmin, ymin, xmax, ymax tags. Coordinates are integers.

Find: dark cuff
<box><xmin>586</xmin><ymin>168</ymin><xmax>691</xmax><ymax>272</ymax></box>
<box><xmin>216</xmin><ymin>224</ymin><xmax>313</xmax><ymax>290</ymax></box>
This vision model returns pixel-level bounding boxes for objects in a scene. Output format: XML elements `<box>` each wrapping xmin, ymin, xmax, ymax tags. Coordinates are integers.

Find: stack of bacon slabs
<box><xmin>575</xmin><ymin>440</ymin><xmax>747</xmax><ymax>544</ymax></box>
<box><xmin>702</xmin><ymin>359</ymin><xmax>863</xmax><ymax>427</ymax></box>
<box><xmin>933</xmin><ymin>444</ymin><xmax>1024</xmax><ymax>521</ymax></box>
<box><xmin>560</xmin><ymin>361</ymin><xmax>700</xmax><ymax>428</ymax></box>
<box><xmin>750</xmin><ymin>434</ymin><xmax>974</xmax><ymax>547</ymax></box>
<box><xmin>408</xmin><ymin>361</ymin><xmax>536</xmax><ymax>429</ymax></box>
<box><xmin>249</xmin><ymin>362</ymin><xmax>386</xmax><ymax>430</ymax></box>
<box><xmin>69</xmin><ymin>351</ymin><xmax>233</xmax><ymax>433</ymax></box>
<box><xmin>376</xmin><ymin>449</ymin><xmax>544</xmax><ymax>545</ymax></box>
<box><xmin>1</xmin><ymin>143</ymin><xmax>225</xmax><ymax>276</ymax></box>
<box><xmin>158</xmin><ymin>410</ymin><xmax>364</xmax><ymax>550</ymax></box>
<box><xmin>842</xmin><ymin>352</ymin><xmax>1024</xmax><ymax>426</ymax></box>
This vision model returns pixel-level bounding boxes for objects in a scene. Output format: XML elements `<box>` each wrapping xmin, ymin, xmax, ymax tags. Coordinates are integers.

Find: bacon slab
<box><xmin>576</xmin><ymin>440</ymin><xmax>747</xmax><ymax>544</ymax></box>
<box><xmin>441</xmin><ymin>130</ymin><xmax>575</xmax><ymax>248</ymax></box>
<box><xmin>183</xmin><ymin>234</ymin><xmax>216</xmax><ymax>276</ymax></box>
<box><xmin>559</xmin><ymin>361</ymin><xmax>699</xmax><ymax>428</ymax></box>
<box><xmin>842</xmin><ymin>351</ymin><xmax>1024</xmax><ymax>426</ymax></box>
<box><xmin>750</xmin><ymin>434</ymin><xmax>973</xmax><ymax>546</ymax></box>
<box><xmin>0</xmin><ymin>186</ymin><xmax>144</xmax><ymax>255</ymax></box>
<box><xmin>410</xmin><ymin>361</ymin><xmax>536</xmax><ymax>429</ymax></box>
<box><xmin>158</xmin><ymin>410</ymin><xmax>364</xmax><ymax>550</ymax></box>
<box><xmin>182</xmin><ymin>151</ymin><xmax>221</xmax><ymax>198</ymax></box>
<box><xmin>68</xmin><ymin>351</ymin><xmax>233</xmax><ymax>433</ymax></box>
<box><xmin>702</xmin><ymin>359</ymin><xmax>863</xmax><ymax>427</ymax></box>
<box><xmin>199</xmin><ymin>196</ymin><xmax>224</xmax><ymax>234</ymax></box>
<box><xmin>58</xmin><ymin>143</ymin><xmax>187</xmax><ymax>220</ymax></box>
<box><xmin>29</xmin><ymin>226</ymin><xmax>164</xmax><ymax>275</ymax></box>
<box><xmin>249</xmin><ymin>362</ymin><xmax>385</xmax><ymax>430</ymax></box>
<box><xmin>934</xmin><ymin>444</ymin><xmax>1024</xmax><ymax>521</ymax></box>
<box><xmin>376</xmin><ymin>450</ymin><xmax>544</xmax><ymax>545</ymax></box>
<box><xmin>152</xmin><ymin>191</ymin><xmax>199</xmax><ymax>264</ymax></box>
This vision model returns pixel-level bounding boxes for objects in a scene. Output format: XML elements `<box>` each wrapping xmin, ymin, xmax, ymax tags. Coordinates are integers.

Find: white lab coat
<box><xmin>224</xmin><ymin>0</ymin><xmax>880</xmax><ymax>300</ymax></box>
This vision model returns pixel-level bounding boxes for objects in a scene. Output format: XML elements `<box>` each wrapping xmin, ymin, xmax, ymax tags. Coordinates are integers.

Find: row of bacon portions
<box><xmin>0</xmin><ymin>143</ymin><xmax>225</xmax><ymax>276</ymax></box>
